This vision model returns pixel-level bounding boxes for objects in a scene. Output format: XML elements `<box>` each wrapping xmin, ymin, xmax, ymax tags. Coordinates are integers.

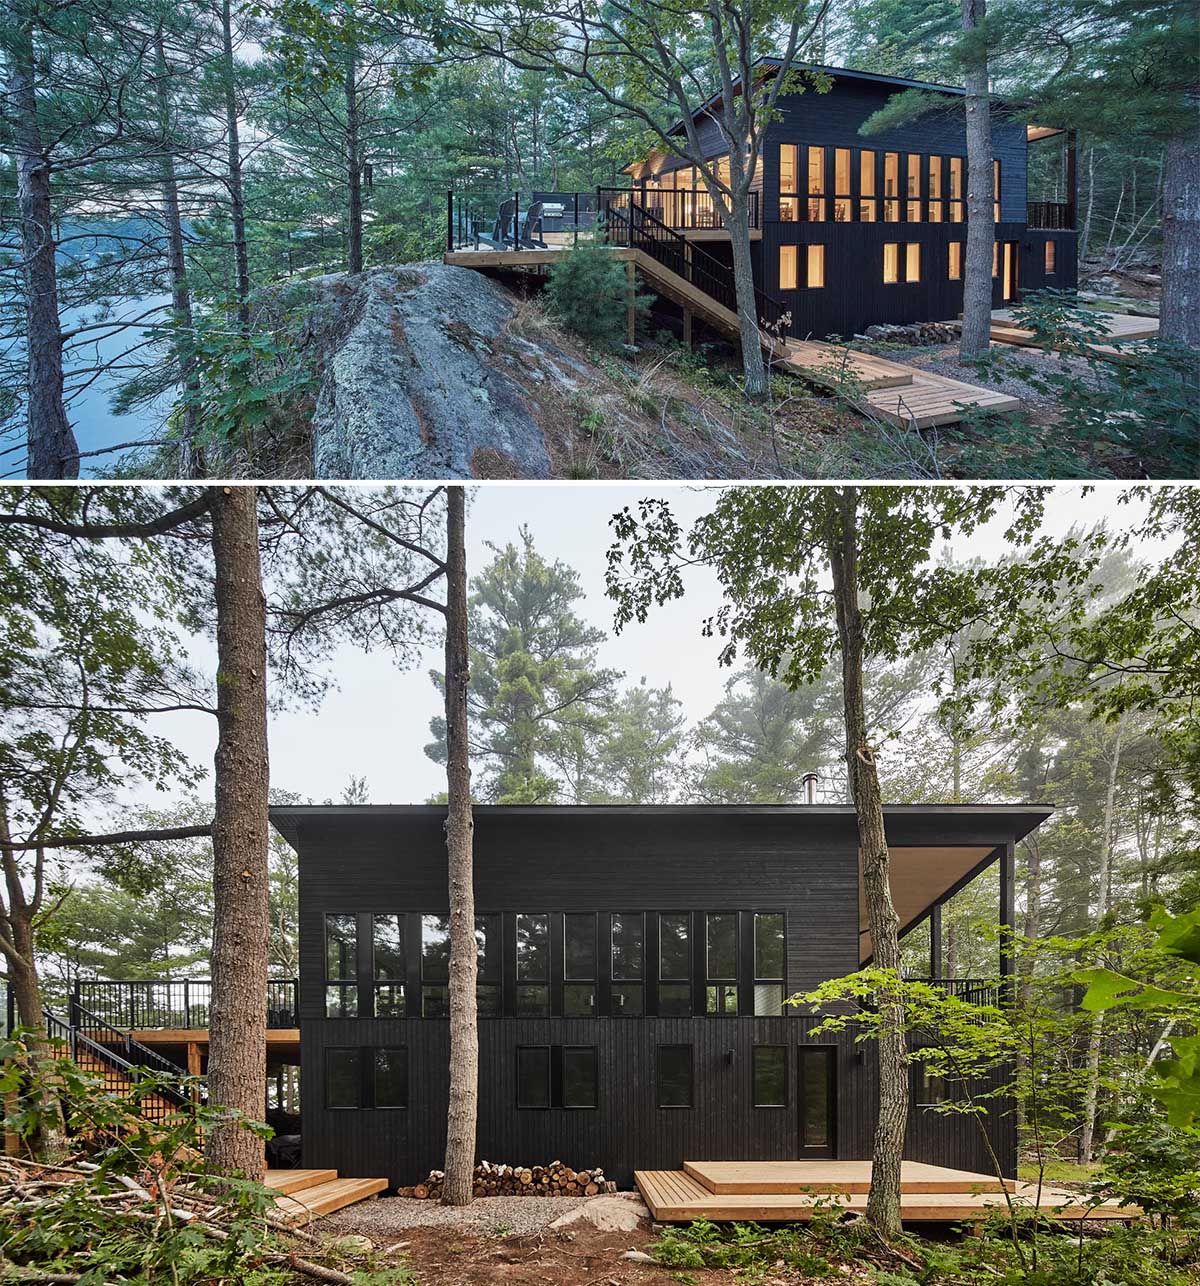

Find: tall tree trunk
<box><xmin>205</xmin><ymin>486</ymin><xmax>270</xmax><ymax>1180</ymax></box>
<box><xmin>1080</xmin><ymin>144</ymin><xmax>1095</xmax><ymax>264</ymax></box>
<box><xmin>726</xmin><ymin>198</ymin><xmax>768</xmax><ymax>398</ymax></box>
<box><xmin>219</xmin><ymin>0</ymin><xmax>251</xmax><ymax>328</ymax></box>
<box><xmin>442</xmin><ymin>485</ymin><xmax>477</xmax><ymax>1206</ymax></box>
<box><xmin>5</xmin><ymin>0</ymin><xmax>78</xmax><ymax>479</ymax></box>
<box><xmin>344</xmin><ymin>41</ymin><xmax>363</xmax><ymax>275</ymax></box>
<box><xmin>824</xmin><ymin>488</ymin><xmax>906</xmax><ymax>1241</ymax></box>
<box><xmin>1159</xmin><ymin>107</ymin><xmax>1199</xmax><ymax>348</ymax></box>
<box><xmin>1078</xmin><ymin>715</ymin><xmax>1124</xmax><ymax>1163</ymax></box>
<box><xmin>959</xmin><ymin>0</ymin><xmax>994</xmax><ymax>359</ymax></box>
<box><xmin>153</xmin><ymin>33</ymin><xmax>204</xmax><ymax>475</ymax></box>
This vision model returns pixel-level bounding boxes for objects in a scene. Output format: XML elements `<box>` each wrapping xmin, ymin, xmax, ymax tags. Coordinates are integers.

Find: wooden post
<box><xmin>682</xmin><ymin>306</ymin><xmax>693</xmax><ymax>350</ymax></box>
<box><xmin>999</xmin><ymin>841</ymin><xmax>1015</xmax><ymax>1003</ymax></box>
<box><xmin>446</xmin><ymin>190</ymin><xmax>454</xmax><ymax>252</ymax></box>
<box><xmin>187</xmin><ymin>1041</ymin><xmax>202</xmax><ymax>1102</ymax></box>
<box><xmin>625</xmin><ymin>260</ymin><xmax>636</xmax><ymax>346</ymax></box>
<box><xmin>929</xmin><ymin>904</ymin><xmax>942</xmax><ymax>979</ymax></box>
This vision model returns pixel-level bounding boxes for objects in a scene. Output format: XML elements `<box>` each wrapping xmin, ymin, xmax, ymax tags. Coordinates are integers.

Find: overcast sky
<box><xmin>133</xmin><ymin>483</ymin><xmax>1162</xmax><ymax>814</ymax></box>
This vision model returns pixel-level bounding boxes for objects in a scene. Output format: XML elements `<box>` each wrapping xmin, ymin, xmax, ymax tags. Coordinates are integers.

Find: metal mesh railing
<box><xmin>76</xmin><ymin>979</ymin><xmax>298</xmax><ymax>1031</ymax></box>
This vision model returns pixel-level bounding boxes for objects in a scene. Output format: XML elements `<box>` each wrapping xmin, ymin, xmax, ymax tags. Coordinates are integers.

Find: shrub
<box><xmin>546</xmin><ymin>243</ymin><xmax>650</xmax><ymax>349</ymax></box>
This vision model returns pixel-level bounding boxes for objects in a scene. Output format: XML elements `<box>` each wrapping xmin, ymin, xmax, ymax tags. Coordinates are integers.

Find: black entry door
<box><xmin>797</xmin><ymin>1046</ymin><xmax>837</xmax><ymax>1158</ymax></box>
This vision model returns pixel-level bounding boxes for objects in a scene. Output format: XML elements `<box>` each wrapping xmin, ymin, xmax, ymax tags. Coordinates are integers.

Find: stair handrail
<box><xmin>44</xmin><ymin>1007</ymin><xmax>191</xmax><ymax>1108</ymax></box>
<box><xmin>69</xmin><ymin>997</ymin><xmax>190</xmax><ymax>1080</ymax></box>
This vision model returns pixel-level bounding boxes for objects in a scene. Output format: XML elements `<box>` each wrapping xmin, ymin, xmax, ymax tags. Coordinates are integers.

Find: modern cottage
<box><xmin>269</xmin><ymin>801</ymin><xmax>1051</xmax><ymax>1191</ymax></box>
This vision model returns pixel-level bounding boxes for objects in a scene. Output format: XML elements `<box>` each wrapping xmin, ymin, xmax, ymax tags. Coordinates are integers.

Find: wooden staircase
<box><xmin>265</xmin><ymin>1169</ymin><xmax>389</xmax><ymax>1226</ymax></box>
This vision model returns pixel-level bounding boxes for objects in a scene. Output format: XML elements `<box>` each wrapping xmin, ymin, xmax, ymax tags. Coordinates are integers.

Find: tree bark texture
<box><xmin>204</xmin><ymin>486</ymin><xmax>270</xmax><ymax>1179</ymax></box>
<box><xmin>1159</xmin><ymin>107</ymin><xmax>1199</xmax><ymax>348</ymax></box>
<box><xmin>345</xmin><ymin>45</ymin><xmax>364</xmax><ymax>275</ymax></box>
<box><xmin>959</xmin><ymin>0</ymin><xmax>995</xmax><ymax>360</ymax></box>
<box><xmin>442</xmin><ymin>486</ymin><xmax>478</xmax><ymax>1205</ymax></box>
<box><xmin>725</xmin><ymin>199</ymin><xmax>768</xmax><ymax>398</ymax></box>
<box><xmin>6</xmin><ymin>0</ymin><xmax>78</xmax><ymax>479</ymax></box>
<box><xmin>220</xmin><ymin>0</ymin><xmax>251</xmax><ymax>328</ymax></box>
<box><xmin>824</xmin><ymin>489</ymin><xmax>907</xmax><ymax>1240</ymax></box>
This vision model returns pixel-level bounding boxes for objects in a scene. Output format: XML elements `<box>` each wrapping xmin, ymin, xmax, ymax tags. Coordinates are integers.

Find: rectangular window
<box><xmin>1044</xmin><ymin>239</ymin><xmax>1056</xmax><ymax>273</ymax></box>
<box><xmin>372</xmin><ymin>914</ymin><xmax>405</xmax><ymax>1018</ymax></box>
<box><xmin>562</xmin><ymin>1047</ymin><xmax>598</xmax><ymax>1108</ymax></box>
<box><xmin>993</xmin><ymin>159</ymin><xmax>1001</xmax><ymax>222</ymax></box>
<box><xmin>779</xmin><ymin>244</ymin><xmax>798</xmax><ymax>290</ymax></box>
<box><xmin>753</xmin><ymin>1046</ymin><xmax>787</xmax><ymax>1107</ymax></box>
<box><xmin>928</xmin><ymin>155</ymin><xmax>942</xmax><ymax>199</ymax></box>
<box><xmin>906</xmin><ymin>153</ymin><xmax>922</xmax><ymax>221</ymax></box>
<box><xmin>374</xmin><ymin>1047</ymin><xmax>408</xmax><ymax>1108</ymax></box>
<box><xmin>860</xmin><ymin>150</ymin><xmax>877</xmax><ymax>221</ymax></box>
<box><xmin>949</xmin><ymin>241</ymin><xmax>963</xmax><ymax>280</ymax></box>
<box><xmin>564</xmin><ymin>913</ymin><xmax>596</xmax><ymax>1017</ymax></box>
<box><xmin>905</xmin><ymin>242</ymin><xmax>921</xmax><ymax>283</ymax></box>
<box><xmin>517</xmin><ymin>1046</ymin><xmax>551</xmax><ymax>1108</ymax></box>
<box><xmin>806</xmin><ymin>245</ymin><xmax>825</xmax><ymax>288</ymax></box>
<box><xmin>657</xmin><ymin>1045</ymin><xmax>693</xmax><ymax>1107</ymax></box>
<box><xmin>807</xmin><ymin>146</ymin><xmax>825</xmax><ymax>221</ymax></box>
<box><xmin>949</xmin><ymin>156</ymin><xmax>964</xmax><ymax>222</ymax></box>
<box><xmin>325</xmin><ymin>1048</ymin><xmax>361</xmax><ymax>1109</ymax></box>
<box><xmin>421</xmin><ymin>913</ymin><xmax>450</xmax><ymax>1017</ymax></box>
<box><xmin>325</xmin><ymin>914</ymin><xmax>357</xmax><ymax>1017</ymax></box>
<box><xmin>884</xmin><ymin>152</ymin><xmax>899</xmax><ymax>221</ymax></box>
<box><xmin>611</xmin><ymin>912</ymin><xmax>644</xmax><ymax>1015</ymax></box>
<box><xmin>659</xmin><ymin>912</ymin><xmax>691</xmax><ymax>1016</ymax></box>
<box><xmin>754</xmin><ymin>912</ymin><xmax>785</xmax><ymax>1014</ymax></box>
<box><xmin>516</xmin><ymin>913</ymin><xmax>550</xmax><ymax>1015</ymax></box>
<box><xmin>476</xmin><ymin>914</ymin><xmax>501</xmax><ymax>1017</ymax></box>
<box><xmin>800</xmin><ymin>1047</ymin><xmax>834</xmax><ymax>1149</ymax></box>
<box><xmin>833</xmin><ymin>148</ymin><xmax>851</xmax><ymax>221</ymax></box>
<box><xmin>883</xmin><ymin>242</ymin><xmax>899</xmax><ymax>284</ymax></box>
<box><xmin>992</xmin><ymin>241</ymin><xmax>999</xmax><ymax>278</ymax></box>
<box><xmin>706</xmin><ymin>912</ymin><xmax>737</xmax><ymax>1014</ymax></box>
<box><xmin>779</xmin><ymin>144</ymin><xmax>799</xmax><ymax>221</ymax></box>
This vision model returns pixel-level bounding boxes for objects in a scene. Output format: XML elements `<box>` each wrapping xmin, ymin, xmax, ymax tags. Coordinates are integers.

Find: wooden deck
<box><xmin>636</xmin><ymin>1162</ymin><xmax>1139</xmax><ymax>1224</ymax></box>
<box><xmin>989</xmin><ymin>307</ymin><xmax>1159</xmax><ymax>364</ymax></box>
<box><xmin>264</xmin><ymin>1168</ymin><xmax>388</xmax><ymax>1226</ymax></box>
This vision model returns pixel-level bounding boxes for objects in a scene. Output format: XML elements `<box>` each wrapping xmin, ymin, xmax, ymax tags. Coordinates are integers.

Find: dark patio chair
<box><xmin>476</xmin><ymin>197</ymin><xmax>517</xmax><ymax>249</ymax></box>
<box><xmin>518</xmin><ymin>200</ymin><xmax>547</xmax><ymax>248</ymax></box>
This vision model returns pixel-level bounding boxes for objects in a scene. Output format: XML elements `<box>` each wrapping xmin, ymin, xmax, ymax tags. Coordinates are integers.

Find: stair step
<box><xmin>273</xmin><ymin>1176</ymin><xmax>388</xmax><ymax>1225</ymax></box>
<box><xmin>264</xmin><ymin>1169</ymin><xmax>339</xmax><ymax>1195</ymax></box>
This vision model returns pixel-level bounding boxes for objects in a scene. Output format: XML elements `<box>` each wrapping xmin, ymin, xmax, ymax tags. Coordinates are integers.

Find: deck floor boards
<box><xmin>683</xmin><ymin>1160</ymin><xmax>1012</xmax><ymax>1195</ymax></box>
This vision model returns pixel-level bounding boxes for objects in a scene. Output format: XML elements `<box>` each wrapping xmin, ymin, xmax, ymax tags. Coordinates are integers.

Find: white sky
<box><xmin>132</xmin><ymin>482</ymin><xmax>1163</xmax><ymax>814</ymax></box>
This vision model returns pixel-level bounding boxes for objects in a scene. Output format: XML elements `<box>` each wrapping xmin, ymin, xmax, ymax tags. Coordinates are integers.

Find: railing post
<box><xmin>574</xmin><ymin>191</ymin><xmax>579</xmax><ymax>247</ymax></box>
<box><xmin>184</xmin><ymin>979</ymin><xmax>190</xmax><ymax>1031</ymax></box>
<box><xmin>446</xmin><ymin>189</ymin><xmax>454</xmax><ymax>252</ymax></box>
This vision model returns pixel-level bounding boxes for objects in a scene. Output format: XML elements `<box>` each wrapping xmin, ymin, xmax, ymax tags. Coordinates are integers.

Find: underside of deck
<box><xmin>636</xmin><ymin>1162</ymin><xmax>1139</xmax><ymax>1224</ymax></box>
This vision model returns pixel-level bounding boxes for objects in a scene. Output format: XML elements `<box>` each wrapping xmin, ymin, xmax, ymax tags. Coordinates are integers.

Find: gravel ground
<box><xmin>320</xmin><ymin>1193</ymin><xmax>592</xmax><ymax>1238</ymax></box>
<box><xmin>895</xmin><ymin>341</ymin><xmax>1101</xmax><ymax>407</ymax></box>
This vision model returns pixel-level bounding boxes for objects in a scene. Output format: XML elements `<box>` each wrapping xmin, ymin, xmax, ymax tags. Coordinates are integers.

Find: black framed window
<box><xmin>476</xmin><ymin>914</ymin><xmax>501</xmax><ymax>1017</ymax></box>
<box><xmin>1044</xmin><ymin>240</ymin><xmax>1056</xmax><ymax>274</ymax></box>
<box><xmin>658</xmin><ymin>912</ymin><xmax>691</xmax><ymax>1016</ymax></box>
<box><xmin>611</xmin><ymin>912</ymin><xmax>644</xmax><ymax>1015</ymax></box>
<box><xmin>949</xmin><ymin>241</ymin><xmax>963</xmax><ymax>280</ymax></box>
<box><xmin>799</xmin><ymin>1046</ymin><xmax>836</xmax><ymax>1152</ymax></box>
<box><xmin>906</xmin><ymin>152</ymin><xmax>922</xmax><ymax>222</ymax></box>
<box><xmin>779</xmin><ymin>144</ymin><xmax>800</xmax><ymax>221</ymax></box>
<box><xmin>807</xmin><ymin>145</ymin><xmax>826</xmax><ymax>221</ymax></box>
<box><xmin>324</xmin><ymin>914</ymin><xmax>357</xmax><ymax>1017</ymax></box>
<box><xmin>705</xmin><ymin>912</ymin><xmax>738</xmax><ymax>1014</ymax></box>
<box><xmin>884</xmin><ymin>152</ymin><xmax>900</xmax><ymax>222</ymax></box>
<box><xmin>562</xmin><ymin>1046</ymin><xmax>598</xmax><ymax>1108</ymax></box>
<box><xmin>833</xmin><ymin>147</ymin><xmax>851</xmax><ymax>222</ymax></box>
<box><xmin>993</xmin><ymin>159</ymin><xmax>1001</xmax><ymax>222</ymax></box>
<box><xmin>928</xmin><ymin>155</ymin><xmax>944</xmax><ymax>222</ymax></box>
<box><xmin>516</xmin><ymin>914</ymin><xmax>550</xmax><ymax>1015</ymax></box>
<box><xmin>859</xmin><ymin>149</ymin><xmax>877</xmax><ymax>221</ymax></box>
<box><xmin>949</xmin><ymin>156</ymin><xmax>965</xmax><ymax>222</ymax></box>
<box><xmin>564</xmin><ymin>913</ymin><xmax>596</xmax><ymax>1016</ymax></box>
<box><xmin>325</xmin><ymin>1047</ymin><xmax>361</xmax><ymax>1108</ymax></box>
<box><xmin>657</xmin><ymin>1045</ymin><xmax>693</xmax><ymax>1108</ymax></box>
<box><xmin>517</xmin><ymin>1045</ymin><xmax>551</xmax><ymax>1108</ymax></box>
<box><xmin>753</xmin><ymin>1046</ymin><xmax>788</xmax><ymax>1107</ymax></box>
<box><xmin>374</xmin><ymin>1047</ymin><xmax>408</xmax><ymax>1108</ymax></box>
<box><xmin>372</xmin><ymin>914</ymin><xmax>406</xmax><ymax>1017</ymax></box>
<box><xmin>421</xmin><ymin>914</ymin><xmax>451</xmax><ymax>1017</ymax></box>
<box><xmin>754</xmin><ymin>912</ymin><xmax>785</xmax><ymax>1015</ymax></box>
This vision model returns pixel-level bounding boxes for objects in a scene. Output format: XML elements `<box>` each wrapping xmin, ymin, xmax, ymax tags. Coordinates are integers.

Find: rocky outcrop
<box><xmin>305</xmin><ymin>264</ymin><xmax>583</xmax><ymax>478</ymax></box>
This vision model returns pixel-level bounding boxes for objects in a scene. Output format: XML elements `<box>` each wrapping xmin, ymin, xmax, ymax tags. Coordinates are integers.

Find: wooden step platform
<box><xmin>636</xmin><ymin>1163</ymin><xmax>1139</xmax><ymax>1224</ymax></box>
<box><xmin>265</xmin><ymin>1168</ymin><xmax>388</xmax><ymax>1226</ymax></box>
<box><xmin>683</xmin><ymin>1160</ymin><xmax>1013</xmax><ymax>1195</ymax></box>
<box><xmin>782</xmin><ymin>340</ymin><xmax>914</xmax><ymax>391</ymax></box>
<box><xmin>863</xmin><ymin>368</ymin><xmax>1021</xmax><ymax>429</ymax></box>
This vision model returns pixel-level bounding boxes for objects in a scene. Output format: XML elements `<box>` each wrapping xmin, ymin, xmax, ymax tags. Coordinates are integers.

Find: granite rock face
<box><xmin>307</xmin><ymin>264</ymin><xmax>569</xmax><ymax>478</ymax></box>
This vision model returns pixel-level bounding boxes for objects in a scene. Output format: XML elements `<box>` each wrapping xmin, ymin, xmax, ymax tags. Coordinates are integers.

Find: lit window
<box><xmin>779</xmin><ymin>244</ymin><xmax>798</xmax><ymax>290</ymax></box>
<box><xmin>907</xmin><ymin>154</ymin><xmax>922</xmax><ymax>221</ymax></box>
<box><xmin>883</xmin><ymin>242</ymin><xmax>899</xmax><ymax>283</ymax></box>
<box><xmin>906</xmin><ymin>242</ymin><xmax>921</xmax><ymax>282</ymax></box>
<box><xmin>859</xmin><ymin>150</ymin><xmax>877</xmax><ymax>221</ymax></box>
<box><xmin>806</xmin><ymin>244</ymin><xmax>825</xmax><ymax>288</ymax></box>
<box><xmin>834</xmin><ymin>149</ymin><xmax>851</xmax><ymax>221</ymax></box>
<box><xmin>1045</xmin><ymin>240</ymin><xmax>1056</xmax><ymax>273</ymax></box>
<box><xmin>929</xmin><ymin>156</ymin><xmax>942</xmax><ymax>199</ymax></box>
<box><xmin>992</xmin><ymin>241</ymin><xmax>999</xmax><ymax>278</ymax></box>
<box><xmin>949</xmin><ymin>242</ymin><xmax>963</xmax><ymax>280</ymax></box>
<box><xmin>993</xmin><ymin>159</ymin><xmax>1001</xmax><ymax>222</ymax></box>
<box><xmin>949</xmin><ymin>157</ymin><xmax>964</xmax><ymax>222</ymax></box>
<box><xmin>884</xmin><ymin>152</ymin><xmax>900</xmax><ymax>221</ymax></box>
<box><xmin>807</xmin><ymin>146</ymin><xmax>825</xmax><ymax>220</ymax></box>
<box><xmin>779</xmin><ymin>144</ymin><xmax>799</xmax><ymax>221</ymax></box>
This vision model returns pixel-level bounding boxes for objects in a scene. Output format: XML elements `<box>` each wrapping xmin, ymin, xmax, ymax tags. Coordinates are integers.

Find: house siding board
<box><xmin>288</xmin><ymin>808</ymin><xmax>1030</xmax><ymax>1188</ymax></box>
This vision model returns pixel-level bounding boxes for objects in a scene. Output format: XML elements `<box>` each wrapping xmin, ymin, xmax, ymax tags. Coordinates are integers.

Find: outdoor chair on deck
<box><xmin>476</xmin><ymin>197</ymin><xmax>517</xmax><ymax>249</ymax></box>
<box><xmin>518</xmin><ymin>201</ymin><xmax>547</xmax><ymax>248</ymax></box>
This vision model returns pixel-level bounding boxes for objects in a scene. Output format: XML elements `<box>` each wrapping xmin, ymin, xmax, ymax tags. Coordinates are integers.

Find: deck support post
<box><xmin>683</xmin><ymin>306</ymin><xmax>693</xmax><ymax>350</ymax></box>
<box><xmin>929</xmin><ymin>903</ymin><xmax>942</xmax><ymax>979</ymax></box>
<box><xmin>187</xmin><ymin>1041</ymin><xmax>202</xmax><ymax>1101</ymax></box>
<box><xmin>626</xmin><ymin>260</ymin><xmax>636</xmax><ymax>346</ymax></box>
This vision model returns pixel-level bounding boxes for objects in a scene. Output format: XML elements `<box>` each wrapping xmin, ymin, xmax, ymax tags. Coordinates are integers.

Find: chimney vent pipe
<box><xmin>802</xmin><ymin>772</ymin><xmax>819</xmax><ymax>804</ymax></box>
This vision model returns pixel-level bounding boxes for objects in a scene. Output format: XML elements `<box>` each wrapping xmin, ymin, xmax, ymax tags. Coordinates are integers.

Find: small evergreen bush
<box><xmin>546</xmin><ymin>242</ymin><xmax>649</xmax><ymax>349</ymax></box>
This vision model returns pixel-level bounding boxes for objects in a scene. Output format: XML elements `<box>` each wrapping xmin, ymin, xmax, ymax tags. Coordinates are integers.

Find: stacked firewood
<box><xmin>400</xmin><ymin>1159</ymin><xmax>618</xmax><ymax>1199</ymax></box>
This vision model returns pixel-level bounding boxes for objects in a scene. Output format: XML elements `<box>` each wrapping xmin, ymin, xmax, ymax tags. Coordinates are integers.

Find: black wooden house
<box><xmin>271</xmin><ymin>802</ymin><xmax>1050</xmax><ymax>1190</ymax></box>
<box><xmin>621</xmin><ymin>62</ymin><xmax>1077</xmax><ymax>339</ymax></box>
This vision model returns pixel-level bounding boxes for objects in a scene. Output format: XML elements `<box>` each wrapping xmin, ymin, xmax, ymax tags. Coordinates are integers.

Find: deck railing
<box><xmin>635</xmin><ymin>188</ymin><xmax>760</xmax><ymax>231</ymax></box>
<box><xmin>74</xmin><ymin>978</ymin><xmax>298</xmax><ymax>1032</ymax></box>
<box><xmin>1027</xmin><ymin>201</ymin><xmax>1074</xmax><ymax>230</ymax></box>
<box><xmin>906</xmin><ymin>977</ymin><xmax>1001</xmax><ymax>1007</ymax></box>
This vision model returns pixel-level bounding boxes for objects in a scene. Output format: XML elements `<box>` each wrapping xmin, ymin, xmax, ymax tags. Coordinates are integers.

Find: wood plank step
<box><xmin>683</xmin><ymin>1160</ymin><xmax>1011</xmax><ymax>1195</ymax></box>
<box><xmin>264</xmin><ymin>1169</ymin><xmax>338</xmax><ymax>1195</ymax></box>
<box><xmin>273</xmin><ymin>1176</ymin><xmax>389</xmax><ymax>1226</ymax></box>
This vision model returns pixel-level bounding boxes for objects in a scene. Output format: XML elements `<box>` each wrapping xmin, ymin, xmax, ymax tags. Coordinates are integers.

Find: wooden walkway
<box><xmin>264</xmin><ymin>1168</ymin><xmax>388</xmax><ymax>1226</ymax></box>
<box><xmin>636</xmin><ymin>1161</ymin><xmax>1139</xmax><ymax>1224</ymax></box>
<box><xmin>989</xmin><ymin>308</ymin><xmax>1159</xmax><ymax>364</ymax></box>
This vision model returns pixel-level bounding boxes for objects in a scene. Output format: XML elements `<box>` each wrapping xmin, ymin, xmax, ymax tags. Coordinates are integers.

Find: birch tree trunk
<box><xmin>219</xmin><ymin>0</ymin><xmax>251</xmax><ymax>328</ymax></box>
<box><xmin>959</xmin><ymin>0</ymin><xmax>995</xmax><ymax>359</ymax></box>
<box><xmin>1080</xmin><ymin>145</ymin><xmax>1095</xmax><ymax>264</ymax></box>
<box><xmin>824</xmin><ymin>487</ymin><xmax>906</xmax><ymax>1240</ymax></box>
<box><xmin>205</xmin><ymin>486</ymin><xmax>270</xmax><ymax>1180</ymax></box>
<box><xmin>1078</xmin><ymin>714</ymin><xmax>1124</xmax><ymax>1163</ymax></box>
<box><xmin>442</xmin><ymin>485</ymin><xmax>478</xmax><ymax>1205</ymax></box>
<box><xmin>1159</xmin><ymin>107</ymin><xmax>1199</xmax><ymax>348</ymax></box>
<box><xmin>6</xmin><ymin>0</ymin><xmax>78</xmax><ymax>479</ymax></box>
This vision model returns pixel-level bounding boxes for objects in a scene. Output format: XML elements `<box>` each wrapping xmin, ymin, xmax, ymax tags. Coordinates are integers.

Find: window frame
<box><xmin>419</xmin><ymin>912</ymin><xmax>452</xmax><ymax>1018</ymax></box>
<box><xmin>610</xmin><ymin>911</ymin><xmax>645</xmax><ymax>1016</ymax></box>
<box><xmin>779</xmin><ymin>143</ymin><xmax>800</xmax><ymax>222</ymax></box>
<box><xmin>656</xmin><ymin>1044</ymin><xmax>694</xmax><ymax>1109</ymax></box>
<box><xmin>752</xmin><ymin>911</ymin><xmax>786</xmax><ymax>1015</ymax></box>
<box><xmin>563</xmin><ymin>911</ymin><xmax>598</xmax><ymax>1017</ymax></box>
<box><xmin>1044</xmin><ymin>239</ymin><xmax>1056</xmax><ymax>274</ymax></box>
<box><xmin>323</xmin><ymin>913</ymin><xmax>359</xmax><ymax>1019</ymax></box>
<box><xmin>515</xmin><ymin>912</ymin><xmax>551</xmax><ymax>1017</ymax></box>
<box><xmin>371</xmin><ymin>913</ymin><xmax>406</xmax><ymax>1019</ymax></box>
<box><xmin>949</xmin><ymin>241</ymin><xmax>963</xmax><ymax>280</ymax></box>
<box><xmin>324</xmin><ymin>1046</ymin><xmax>362</xmax><ymax>1110</ymax></box>
<box><xmin>373</xmin><ymin>1046</ymin><xmax>409</xmax><ymax>1110</ymax></box>
<box><xmin>658</xmin><ymin>911</ymin><xmax>692</xmax><ymax>1017</ymax></box>
<box><xmin>779</xmin><ymin>243</ymin><xmax>799</xmax><ymax>291</ymax></box>
<box><xmin>752</xmin><ymin>1044</ymin><xmax>789</xmax><ymax>1108</ymax></box>
<box><xmin>705</xmin><ymin>911</ymin><xmax>739</xmax><ymax>1015</ymax></box>
<box><xmin>806</xmin><ymin>244</ymin><xmax>825</xmax><ymax>289</ymax></box>
<box><xmin>806</xmin><ymin>145</ymin><xmax>826</xmax><ymax>222</ymax></box>
<box><xmin>561</xmin><ymin>1045</ymin><xmax>599</xmax><ymax>1110</ymax></box>
<box><xmin>516</xmin><ymin>1044</ymin><xmax>552</xmax><ymax>1109</ymax></box>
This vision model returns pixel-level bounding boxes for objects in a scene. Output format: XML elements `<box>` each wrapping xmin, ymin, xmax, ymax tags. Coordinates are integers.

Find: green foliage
<box><xmin>546</xmin><ymin>243</ymin><xmax>649</xmax><ymax>350</ymax></box>
<box><xmin>1098</xmin><ymin>1118</ymin><xmax>1200</xmax><ymax>1224</ymax></box>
